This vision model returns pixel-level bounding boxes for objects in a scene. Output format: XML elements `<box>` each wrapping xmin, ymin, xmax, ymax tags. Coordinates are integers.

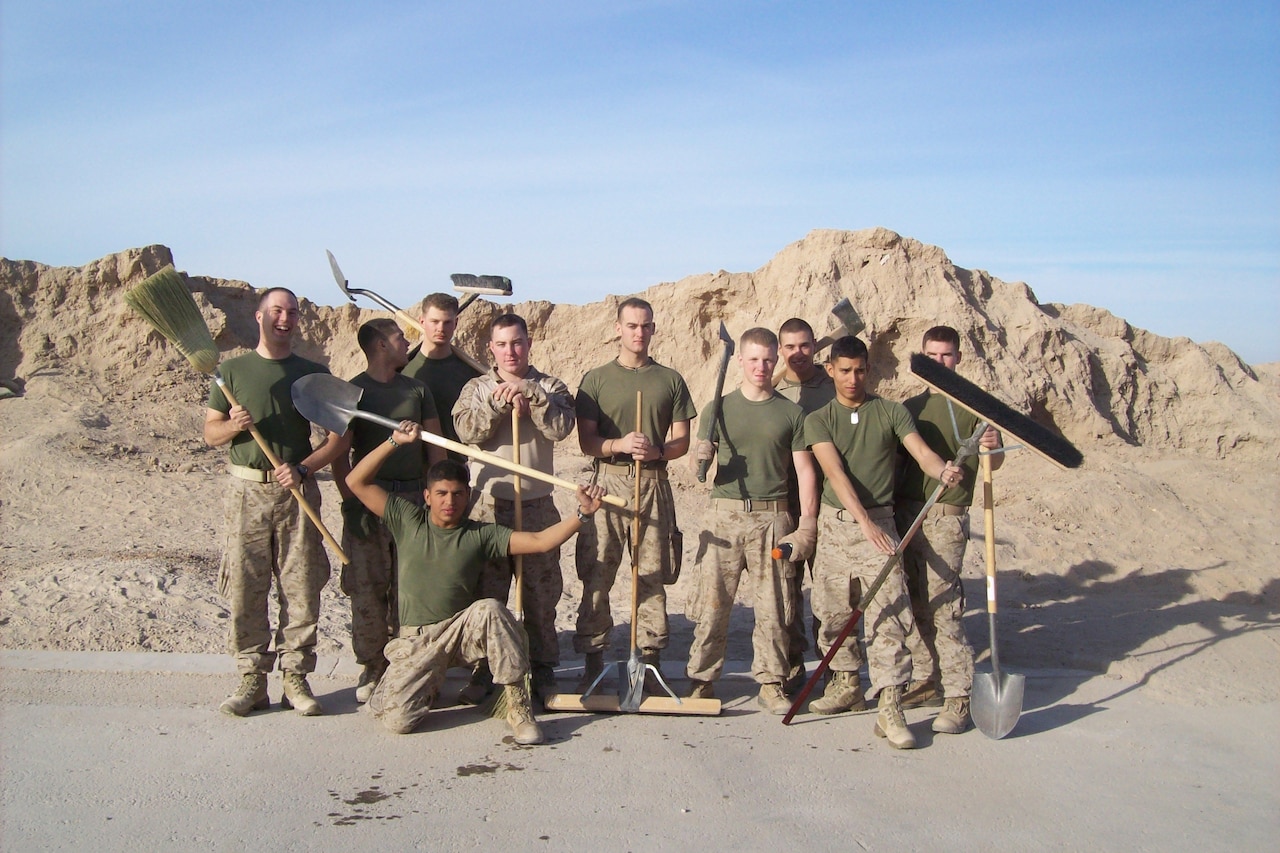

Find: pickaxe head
<box><xmin>718</xmin><ymin>321</ymin><xmax>735</xmax><ymax>354</ymax></box>
<box><xmin>830</xmin><ymin>297</ymin><xmax>865</xmax><ymax>338</ymax></box>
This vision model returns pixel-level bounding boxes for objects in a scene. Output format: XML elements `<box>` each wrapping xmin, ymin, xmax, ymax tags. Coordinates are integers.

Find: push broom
<box><xmin>123</xmin><ymin>266</ymin><xmax>348</xmax><ymax>564</ymax></box>
<box><xmin>487</xmin><ymin>410</ymin><xmax>534</xmax><ymax>720</ymax></box>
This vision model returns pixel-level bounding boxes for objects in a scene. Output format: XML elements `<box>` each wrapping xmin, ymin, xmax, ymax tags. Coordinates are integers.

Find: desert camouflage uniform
<box><xmin>686</xmin><ymin>505</ymin><xmax>796</xmax><ymax>684</ymax></box>
<box><xmin>469</xmin><ymin>495</ymin><xmax>564</xmax><ymax>665</ymax></box>
<box><xmin>896</xmin><ymin>502</ymin><xmax>973</xmax><ymax>696</ymax></box>
<box><xmin>218</xmin><ymin>477</ymin><xmax>330</xmax><ymax>674</ymax></box>
<box><xmin>453</xmin><ymin>365</ymin><xmax>575</xmax><ymax>666</ymax></box>
<box><xmin>814</xmin><ymin>507</ymin><xmax>913</xmax><ymax>695</ymax></box>
<box><xmin>341</xmin><ymin>487</ymin><xmax>424</xmax><ymax>668</ymax></box>
<box><xmin>367</xmin><ymin>599</ymin><xmax>528</xmax><ymax>734</ymax></box>
<box><xmin>574</xmin><ymin>467</ymin><xmax>680</xmax><ymax>653</ymax></box>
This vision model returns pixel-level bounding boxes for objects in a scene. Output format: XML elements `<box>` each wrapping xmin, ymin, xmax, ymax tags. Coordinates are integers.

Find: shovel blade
<box><xmin>291</xmin><ymin>373</ymin><xmax>365</xmax><ymax>436</ymax></box>
<box><xmin>620</xmin><ymin>655</ymin><xmax>645</xmax><ymax>713</ymax></box>
<box><xmin>971</xmin><ymin>671</ymin><xmax>1026</xmax><ymax>739</ymax></box>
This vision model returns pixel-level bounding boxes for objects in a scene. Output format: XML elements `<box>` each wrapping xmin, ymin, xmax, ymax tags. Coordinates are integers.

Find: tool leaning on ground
<box><xmin>771</xmin><ymin>297</ymin><xmax>865</xmax><ymax>387</ymax></box>
<box><xmin>291</xmin><ymin>373</ymin><xmax>627</xmax><ymax>508</ymax></box>
<box><xmin>325</xmin><ymin>250</ymin><xmax>506</xmax><ymax>375</ymax></box>
<box><xmin>487</xmin><ymin>411</ymin><xmax>532</xmax><ymax>720</ymax></box>
<box><xmin>123</xmin><ymin>265</ymin><xmax>348</xmax><ymax>564</ymax></box>
<box><xmin>543</xmin><ymin>392</ymin><xmax>721</xmax><ymax>716</ymax></box>
<box><xmin>696</xmin><ymin>322</ymin><xmax>735</xmax><ymax>483</ymax></box>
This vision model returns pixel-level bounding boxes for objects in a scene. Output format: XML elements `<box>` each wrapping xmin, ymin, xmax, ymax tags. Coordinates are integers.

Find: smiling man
<box><xmin>804</xmin><ymin>335</ymin><xmax>963</xmax><ymax>749</ymax></box>
<box><xmin>204</xmin><ymin>287</ymin><xmax>334</xmax><ymax>718</ymax></box>
<box><xmin>453</xmin><ymin>313</ymin><xmax>576</xmax><ymax>706</ymax></box>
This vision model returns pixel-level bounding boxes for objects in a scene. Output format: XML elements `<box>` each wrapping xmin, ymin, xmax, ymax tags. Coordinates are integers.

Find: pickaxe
<box><xmin>696</xmin><ymin>322</ymin><xmax>735</xmax><ymax>483</ymax></box>
<box><xmin>772</xmin><ymin>297</ymin><xmax>865</xmax><ymax>386</ymax></box>
<box><xmin>325</xmin><ymin>250</ymin><xmax>503</xmax><ymax>375</ymax></box>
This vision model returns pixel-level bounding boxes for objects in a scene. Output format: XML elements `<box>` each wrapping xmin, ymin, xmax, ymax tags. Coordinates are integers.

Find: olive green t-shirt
<box><xmin>403</xmin><ymin>349</ymin><xmax>481</xmax><ymax>458</ymax></box>
<box><xmin>207</xmin><ymin>351</ymin><xmax>330</xmax><ymax>469</ymax></box>
<box><xmin>698</xmin><ymin>390</ymin><xmax>806</xmax><ymax>501</ymax></box>
<box><xmin>383</xmin><ymin>495</ymin><xmax>512</xmax><ymax>627</ymax></box>
<box><xmin>777</xmin><ymin>371</ymin><xmax>836</xmax><ymax>414</ymax></box>
<box><xmin>804</xmin><ymin>395</ymin><xmax>917</xmax><ymax>509</ymax></box>
<box><xmin>575</xmin><ymin>359</ymin><xmax>697</xmax><ymax>454</ymax></box>
<box><xmin>348</xmin><ymin>372</ymin><xmax>438</xmax><ymax>481</ymax></box>
<box><xmin>897</xmin><ymin>390</ymin><xmax>981</xmax><ymax>506</ymax></box>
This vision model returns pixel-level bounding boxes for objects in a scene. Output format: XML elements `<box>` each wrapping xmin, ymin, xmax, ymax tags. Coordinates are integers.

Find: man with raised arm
<box><xmin>348</xmin><ymin>422</ymin><xmax>604</xmax><ymax>744</ymax></box>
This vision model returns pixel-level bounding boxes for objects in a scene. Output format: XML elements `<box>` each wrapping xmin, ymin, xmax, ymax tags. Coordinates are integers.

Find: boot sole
<box><xmin>808</xmin><ymin>701</ymin><xmax>867</xmax><ymax>715</ymax></box>
<box><xmin>281</xmin><ymin>696</ymin><xmax>324</xmax><ymax>716</ymax></box>
<box><xmin>219</xmin><ymin>696</ymin><xmax>270</xmax><ymax>717</ymax></box>
<box><xmin>873</xmin><ymin>722</ymin><xmax>917</xmax><ymax>749</ymax></box>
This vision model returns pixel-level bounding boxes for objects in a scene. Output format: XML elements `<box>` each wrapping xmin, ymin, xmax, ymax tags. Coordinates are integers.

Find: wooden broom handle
<box><xmin>629</xmin><ymin>391</ymin><xmax>643</xmax><ymax>654</ymax></box>
<box><xmin>512</xmin><ymin>409</ymin><xmax>523</xmax><ymax>617</ymax></box>
<box><xmin>396</xmin><ymin>310</ymin><xmax>490</xmax><ymax>376</ymax></box>
<box><xmin>218</xmin><ymin>380</ymin><xmax>349</xmax><ymax>565</ymax></box>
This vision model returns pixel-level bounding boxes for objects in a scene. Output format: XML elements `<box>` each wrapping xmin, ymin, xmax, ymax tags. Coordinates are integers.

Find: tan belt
<box><xmin>229</xmin><ymin>464</ymin><xmax>272</xmax><ymax>483</ymax></box>
<box><xmin>713</xmin><ymin>498</ymin><xmax>786</xmax><ymax>513</ymax></box>
<box><xmin>833</xmin><ymin>505</ymin><xmax>895</xmax><ymax>523</ymax></box>
<box><xmin>599</xmin><ymin>462</ymin><xmax>669</xmax><ymax>480</ymax></box>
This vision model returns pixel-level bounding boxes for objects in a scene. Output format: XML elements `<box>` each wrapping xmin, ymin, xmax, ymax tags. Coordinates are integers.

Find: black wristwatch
<box><xmin>296</xmin><ymin>464</ymin><xmax>310</xmax><ymax>480</ymax></box>
<box><xmin>576</xmin><ymin>507</ymin><xmax>591</xmax><ymax>523</ymax></box>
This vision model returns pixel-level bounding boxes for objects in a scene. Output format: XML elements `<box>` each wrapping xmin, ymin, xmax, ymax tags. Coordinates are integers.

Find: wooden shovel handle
<box><xmin>512</xmin><ymin>410</ymin><xmax>523</xmax><ymax>616</ymax></box>
<box><xmin>396</xmin><ymin>310</ymin><xmax>490</xmax><ymax>376</ymax></box>
<box><xmin>982</xmin><ymin>451</ymin><xmax>997</xmax><ymax>614</ymax></box>
<box><xmin>629</xmin><ymin>392</ymin><xmax>643</xmax><ymax>655</ymax></box>
<box><xmin>217</xmin><ymin>379</ymin><xmax>349</xmax><ymax>564</ymax></box>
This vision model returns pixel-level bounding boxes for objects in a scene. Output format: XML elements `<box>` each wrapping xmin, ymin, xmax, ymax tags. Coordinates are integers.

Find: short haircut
<box><xmin>257</xmin><ymin>287</ymin><xmax>298</xmax><ymax>310</ymax></box>
<box><xmin>921</xmin><ymin>325</ymin><xmax>961</xmax><ymax>351</ymax></box>
<box><xmin>426</xmin><ymin>458</ymin><xmax>470</xmax><ymax>488</ymax></box>
<box><xmin>829</xmin><ymin>335</ymin><xmax>869</xmax><ymax>362</ymax></box>
<box><xmin>740</xmin><ymin>327</ymin><xmax>778</xmax><ymax>350</ymax></box>
<box><xmin>616</xmin><ymin>297</ymin><xmax>654</xmax><ymax>321</ymax></box>
<box><xmin>357</xmin><ymin>318</ymin><xmax>401</xmax><ymax>355</ymax></box>
<box><xmin>491</xmin><ymin>312</ymin><xmax>528</xmax><ymax>338</ymax></box>
<box><xmin>421</xmin><ymin>292</ymin><xmax>460</xmax><ymax>315</ymax></box>
<box><xmin>778</xmin><ymin>317</ymin><xmax>815</xmax><ymax>339</ymax></box>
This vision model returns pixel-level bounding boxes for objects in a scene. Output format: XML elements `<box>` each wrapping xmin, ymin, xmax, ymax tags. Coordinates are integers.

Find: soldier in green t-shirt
<box><xmin>573</xmin><ymin>298</ymin><xmax>697</xmax><ymax>691</ymax></box>
<box><xmin>347</xmin><ymin>422</ymin><xmax>604</xmax><ymax>745</ymax></box>
<box><xmin>313</xmin><ymin>319</ymin><xmax>446</xmax><ymax>705</ymax></box>
<box><xmin>804</xmin><ymin>336</ymin><xmax>964</xmax><ymax>750</ymax></box>
<box><xmin>402</xmin><ymin>293</ymin><xmax>482</xmax><ymax>461</ymax></box>
<box><xmin>894</xmin><ymin>326</ymin><xmax>1003</xmax><ymax>736</ymax></box>
<box><xmin>685</xmin><ymin>328</ymin><xmax>819</xmax><ymax>714</ymax></box>
<box><xmin>204</xmin><ymin>287</ymin><xmax>344</xmax><ymax>719</ymax></box>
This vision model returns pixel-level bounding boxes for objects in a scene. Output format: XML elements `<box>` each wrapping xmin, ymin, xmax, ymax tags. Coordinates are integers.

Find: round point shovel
<box><xmin>971</xmin><ymin>452</ymin><xmax>1025</xmax><ymax>739</ymax></box>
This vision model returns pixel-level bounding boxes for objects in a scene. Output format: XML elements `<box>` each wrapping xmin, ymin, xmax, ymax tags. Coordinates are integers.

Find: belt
<box><xmin>901</xmin><ymin>500</ymin><xmax>968</xmax><ymax>518</ymax></box>
<box><xmin>712</xmin><ymin>498</ymin><xmax>786</xmax><ymax>513</ymax></box>
<box><xmin>229</xmin><ymin>464</ymin><xmax>272</xmax><ymax>483</ymax></box>
<box><xmin>376</xmin><ymin>477</ymin><xmax>424</xmax><ymax>493</ymax></box>
<box><xmin>599</xmin><ymin>462</ymin><xmax>669</xmax><ymax>480</ymax></box>
<box><xmin>492</xmin><ymin>494</ymin><xmax>553</xmax><ymax>508</ymax></box>
<box><xmin>833</xmin><ymin>505</ymin><xmax>895</xmax><ymax>522</ymax></box>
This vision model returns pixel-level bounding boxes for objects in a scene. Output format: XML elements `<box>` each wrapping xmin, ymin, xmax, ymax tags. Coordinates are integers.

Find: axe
<box><xmin>325</xmin><ymin>250</ymin><xmax>498</xmax><ymax>375</ymax></box>
<box><xmin>772</xmin><ymin>297</ymin><xmax>865</xmax><ymax>386</ymax></box>
<box><xmin>696</xmin><ymin>322</ymin><xmax>735</xmax><ymax>483</ymax></box>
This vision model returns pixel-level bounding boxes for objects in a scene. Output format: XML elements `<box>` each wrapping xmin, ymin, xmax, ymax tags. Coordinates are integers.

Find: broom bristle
<box><xmin>123</xmin><ymin>266</ymin><xmax>219</xmax><ymax>374</ymax></box>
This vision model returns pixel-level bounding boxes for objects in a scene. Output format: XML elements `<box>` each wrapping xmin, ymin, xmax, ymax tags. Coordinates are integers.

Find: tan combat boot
<box><xmin>757</xmin><ymin>682</ymin><xmax>791</xmax><ymax>715</ymax></box>
<box><xmin>901</xmin><ymin>679</ymin><xmax>943</xmax><ymax>709</ymax></box>
<box><xmin>577</xmin><ymin>652</ymin><xmax>605</xmax><ymax>692</ymax></box>
<box><xmin>219</xmin><ymin>673</ymin><xmax>269</xmax><ymax>717</ymax></box>
<box><xmin>281</xmin><ymin>672</ymin><xmax>324</xmax><ymax>716</ymax></box>
<box><xmin>932</xmin><ymin>696</ymin><xmax>971</xmax><ymax>734</ymax></box>
<box><xmin>808</xmin><ymin>670</ymin><xmax>866</xmax><ymax>715</ymax></box>
<box><xmin>458</xmin><ymin>662</ymin><xmax>494</xmax><ymax>706</ymax></box>
<box><xmin>873</xmin><ymin>684</ymin><xmax>917</xmax><ymax>749</ymax></box>
<box><xmin>355</xmin><ymin>662</ymin><xmax>385</xmax><ymax>704</ymax></box>
<box><xmin>688</xmin><ymin>679</ymin><xmax>716</xmax><ymax>700</ymax></box>
<box><xmin>503</xmin><ymin>684</ymin><xmax>545</xmax><ymax>745</ymax></box>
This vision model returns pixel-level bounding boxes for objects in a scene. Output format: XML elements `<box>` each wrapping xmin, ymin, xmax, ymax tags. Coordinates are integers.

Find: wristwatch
<box><xmin>296</xmin><ymin>464</ymin><xmax>310</xmax><ymax>480</ymax></box>
<box><xmin>576</xmin><ymin>507</ymin><xmax>591</xmax><ymax>523</ymax></box>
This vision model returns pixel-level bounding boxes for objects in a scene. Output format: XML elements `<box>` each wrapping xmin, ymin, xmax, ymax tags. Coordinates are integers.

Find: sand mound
<box><xmin>1</xmin><ymin>231</ymin><xmax>1276</xmax><ymax>706</ymax></box>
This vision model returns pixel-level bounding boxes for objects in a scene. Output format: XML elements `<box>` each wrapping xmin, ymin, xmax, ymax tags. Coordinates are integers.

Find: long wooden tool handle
<box><xmin>218</xmin><ymin>380</ymin><xmax>349</xmax><ymax>565</ymax></box>
<box><xmin>629</xmin><ymin>391</ymin><xmax>643</xmax><ymax>657</ymax></box>
<box><xmin>513</xmin><ymin>410</ymin><xmax>524</xmax><ymax>618</ymax></box>
<box><xmin>982</xmin><ymin>451</ymin><xmax>1001</xmax><ymax>676</ymax></box>
<box><xmin>384</xmin><ymin>305</ymin><xmax>490</xmax><ymax>376</ymax></box>
<box><xmin>356</xmin><ymin>410</ymin><xmax>627</xmax><ymax>507</ymax></box>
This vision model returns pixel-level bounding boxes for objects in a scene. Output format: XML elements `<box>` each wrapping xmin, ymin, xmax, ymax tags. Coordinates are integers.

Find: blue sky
<box><xmin>3</xmin><ymin>1</ymin><xmax>1277</xmax><ymax>364</ymax></box>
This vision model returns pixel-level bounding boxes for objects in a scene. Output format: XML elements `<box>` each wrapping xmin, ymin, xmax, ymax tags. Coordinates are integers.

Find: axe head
<box><xmin>831</xmin><ymin>297</ymin><xmax>865</xmax><ymax>338</ymax></box>
<box><xmin>718</xmin><ymin>321</ymin><xmax>734</xmax><ymax>354</ymax></box>
<box><xmin>450</xmin><ymin>273</ymin><xmax>513</xmax><ymax>297</ymax></box>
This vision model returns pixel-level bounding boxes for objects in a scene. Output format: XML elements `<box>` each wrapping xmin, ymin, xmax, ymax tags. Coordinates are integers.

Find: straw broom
<box><xmin>123</xmin><ymin>266</ymin><xmax>348</xmax><ymax>563</ymax></box>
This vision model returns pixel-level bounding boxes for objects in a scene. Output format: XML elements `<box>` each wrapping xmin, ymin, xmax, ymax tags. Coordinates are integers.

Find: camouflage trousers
<box><xmin>686</xmin><ymin>505</ymin><xmax>796</xmax><ymax>685</ymax></box>
<box><xmin>341</xmin><ymin>491</ymin><xmax>423</xmax><ymax>668</ymax></box>
<box><xmin>574</xmin><ymin>470</ymin><xmax>680</xmax><ymax>654</ymax></box>
<box><xmin>470</xmin><ymin>494</ymin><xmax>564</xmax><ymax>666</ymax></box>
<box><xmin>218</xmin><ymin>477</ymin><xmax>331</xmax><ymax>675</ymax></box>
<box><xmin>367</xmin><ymin>599</ymin><xmax>529</xmax><ymax>734</ymax></box>
<box><xmin>814</xmin><ymin>507</ymin><xmax>912</xmax><ymax>697</ymax></box>
<box><xmin>897</xmin><ymin>502</ymin><xmax>974</xmax><ymax>698</ymax></box>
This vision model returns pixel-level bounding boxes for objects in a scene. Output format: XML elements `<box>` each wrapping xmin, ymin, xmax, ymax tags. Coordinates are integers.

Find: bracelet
<box><xmin>387</xmin><ymin>435</ymin><xmax>399</xmax><ymax>447</ymax></box>
<box><xmin>576</xmin><ymin>507</ymin><xmax>590</xmax><ymax>523</ymax></box>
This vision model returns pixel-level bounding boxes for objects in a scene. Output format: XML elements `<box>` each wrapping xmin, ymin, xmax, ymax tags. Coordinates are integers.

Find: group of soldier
<box><xmin>204</xmin><ymin>286</ymin><xmax>1000</xmax><ymax>749</ymax></box>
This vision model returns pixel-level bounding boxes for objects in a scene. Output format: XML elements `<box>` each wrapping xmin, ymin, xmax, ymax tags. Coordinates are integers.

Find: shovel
<box><xmin>621</xmin><ymin>392</ymin><xmax>649</xmax><ymax>712</ymax></box>
<box><xmin>291</xmin><ymin>373</ymin><xmax>626</xmax><ymax>507</ymax></box>
<box><xmin>971</xmin><ymin>452</ymin><xmax>1025</xmax><ymax>739</ymax></box>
